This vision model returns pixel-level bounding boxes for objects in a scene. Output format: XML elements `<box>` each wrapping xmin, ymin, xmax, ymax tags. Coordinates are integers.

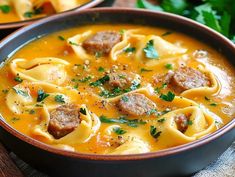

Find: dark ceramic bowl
<box><xmin>0</xmin><ymin>0</ymin><xmax>103</xmax><ymax>39</ymax></box>
<box><xmin>0</xmin><ymin>8</ymin><xmax>235</xmax><ymax>177</ymax></box>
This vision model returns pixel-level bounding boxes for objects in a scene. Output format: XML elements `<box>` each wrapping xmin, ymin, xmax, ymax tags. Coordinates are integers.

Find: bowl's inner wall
<box><xmin>0</xmin><ymin>10</ymin><xmax>235</xmax><ymax>67</ymax></box>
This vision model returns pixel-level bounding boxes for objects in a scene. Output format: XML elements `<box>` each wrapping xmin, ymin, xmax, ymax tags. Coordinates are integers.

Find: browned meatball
<box><xmin>82</xmin><ymin>31</ymin><xmax>122</xmax><ymax>55</ymax></box>
<box><xmin>174</xmin><ymin>114</ymin><xmax>191</xmax><ymax>133</ymax></box>
<box><xmin>116</xmin><ymin>93</ymin><xmax>156</xmax><ymax>116</ymax></box>
<box><xmin>48</xmin><ymin>104</ymin><xmax>80</xmax><ymax>139</ymax></box>
<box><xmin>108</xmin><ymin>71</ymin><xmax>140</xmax><ymax>88</ymax></box>
<box><xmin>171</xmin><ymin>67</ymin><xmax>210</xmax><ymax>92</ymax></box>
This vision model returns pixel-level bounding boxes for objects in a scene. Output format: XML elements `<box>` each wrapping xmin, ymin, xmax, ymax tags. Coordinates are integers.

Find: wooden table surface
<box><xmin>0</xmin><ymin>1</ymin><xmax>135</xmax><ymax>177</ymax></box>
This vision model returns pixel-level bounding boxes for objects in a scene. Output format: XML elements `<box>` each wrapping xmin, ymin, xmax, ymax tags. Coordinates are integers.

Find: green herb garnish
<box><xmin>150</xmin><ymin>125</ymin><xmax>162</xmax><ymax>139</ymax></box>
<box><xmin>90</xmin><ymin>75</ymin><xmax>110</xmax><ymax>87</ymax></box>
<box><xmin>80</xmin><ymin>108</ymin><xmax>87</xmax><ymax>115</ymax></box>
<box><xmin>69</xmin><ymin>41</ymin><xmax>79</xmax><ymax>46</ymax></box>
<box><xmin>157</xmin><ymin>118</ymin><xmax>166</xmax><ymax>123</ymax></box>
<box><xmin>124</xmin><ymin>47</ymin><xmax>136</xmax><ymax>53</ymax></box>
<box><xmin>210</xmin><ymin>103</ymin><xmax>217</xmax><ymax>107</ymax></box>
<box><xmin>160</xmin><ymin>91</ymin><xmax>175</xmax><ymax>102</ymax></box>
<box><xmin>140</xmin><ymin>68</ymin><xmax>153</xmax><ymax>73</ymax></box>
<box><xmin>98</xmin><ymin>67</ymin><xmax>105</xmax><ymax>72</ymax></box>
<box><xmin>113</xmin><ymin>127</ymin><xmax>127</xmax><ymax>135</ymax></box>
<box><xmin>143</xmin><ymin>40</ymin><xmax>159</xmax><ymax>59</ymax></box>
<box><xmin>0</xmin><ymin>5</ymin><xmax>11</xmax><ymax>13</ymax></box>
<box><xmin>100</xmin><ymin>115</ymin><xmax>146</xmax><ymax>128</ymax></box>
<box><xmin>12</xmin><ymin>87</ymin><xmax>29</xmax><ymax>97</ymax></box>
<box><xmin>187</xmin><ymin>120</ymin><xmax>193</xmax><ymax>125</ymax></box>
<box><xmin>58</xmin><ymin>35</ymin><xmax>65</xmax><ymax>41</ymax></box>
<box><xmin>54</xmin><ymin>95</ymin><xmax>65</xmax><ymax>103</ymax></box>
<box><xmin>37</xmin><ymin>90</ymin><xmax>49</xmax><ymax>102</ymax></box>
<box><xmin>121</xmin><ymin>96</ymin><xmax>129</xmax><ymax>102</ymax></box>
<box><xmin>165</xmin><ymin>63</ymin><xmax>173</xmax><ymax>70</ymax></box>
<box><xmin>14</xmin><ymin>76</ymin><xmax>23</xmax><ymax>83</ymax></box>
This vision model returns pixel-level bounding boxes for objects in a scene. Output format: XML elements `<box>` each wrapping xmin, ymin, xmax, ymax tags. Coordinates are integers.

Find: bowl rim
<box><xmin>0</xmin><ymin>0</ymin><xmax>104</xmax><ymax>29</ymax></box>
<box><xmin>0</xmin><ymin>7</ymin><xmax>235</xmax><ymax>161</ymax></box>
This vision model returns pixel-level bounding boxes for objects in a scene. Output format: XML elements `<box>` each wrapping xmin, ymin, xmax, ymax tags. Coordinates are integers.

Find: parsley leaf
<box><xmin>98</xmin><ymin>67</ymin><xmax>105</xmax><ymax>72</ymax></box>
<box><xmin>14</xmin><ymin>76</ymin><xmax>23</xmax><ymax>83</ymax></box>
<box><xmin>90</xmin><ymin>75</ymin><xmax>110</xmax><ymax>87</ymax></box>
<box><xmin>160</xmin><ymin>91</ymin><xmax>175</xmax><ymax>102</ymax></box>
<box><xmin>143</xmin><ymin>40</ymin><xmax>159</xmax><ymax>59</ymax></box>
<box><xmin>100</xmin><ymin>115</ymin><xmax>146</xmax><ymax>128</ymax></box>
<box><xmin>37</xmin><ymin>90</ymin><xmax>49</xmax><ymax>102</ymax></box>
<box><xmin>0</xmin><ymin>5</ymin><xmax>11</xmax><ymax>13</ymax></box>
<box><xmin>58</xmin><ymin>35</ymin><xmax>65</xmax><ymax>41</ymax></box>
<box><xmin>165</xmin><ymin>63</ymin><xmax>173</xmax><ymax>70</ymax></box>
<box><xmin>113</xmin><ymin>127</ymin><xmax>127</xmax><ymax>135</ymax></box>
<box><xmin>140</xmin><ymin>68</ymin><xmax>153</xmax><ymax>73</ymax></box>
<box><xmin>54</xmin><ymin>95</ymin><xmax>65</xmax><ymax>103</ymax></box>
<box><xmin>12</xmin><ymin>87</ymin><xmax>29</xmax><ymax>97</ymax></box>
<box><xmin>150</xmin><ymin>126</ymin><xmax>162</xmax><ymax>139</ymax></box>
<box><xmin>80</xmin><ymin>108</ymin><xmax>87</xmax><ymax>115</ymax></box>
<box><xmin>124</xmin><ymin>47</ymin><xmax>136</xmax><ymax>53</ymax></box>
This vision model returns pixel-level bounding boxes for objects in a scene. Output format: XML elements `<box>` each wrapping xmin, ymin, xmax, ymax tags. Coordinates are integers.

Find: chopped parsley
<box><xmin>80</xmin><ymin>108</ymin><xmax>87</xmax><ymax>115</ymax></box>
<box><xmin>58</xmin><ymin>35</ymin><xmax>65</xmax><ymax>41</ymax></box>
<box><xmin>147</xmin><ymin>109</ymin><xmax>158</xmax><ymax>115</ymax></box>
<box><xmin>54</xmin><ymin>95</ymin><xmax>65</xmax><ymax>103</ymax></box>
<box><xmin>37</xmin><ymin>90</ymin><xmax>49</xmax><ymax>102</ymax></box>
<box><xmin>143</xmin><ymin>40</ymin><xmax>159</xmax><ymax>59</ymax></box>
<box><xmin>123</xmin><ymin>81</ymin><xmax>141</xmax><ymax>92</ymax></box>
<box><xmin>69</xmin><ymin>41</ymin><xmax>79</xmax><ymax>46</ymax></box>
<box><xmin>210</xmin><ymin>103</ymin><xmax>217</xmax><ymax>107</ymax></box>
<box><xmin>98</xmin><ymin>67</ymin><xmax>105</xmax><ymax>72</ymax></box>
<box><xmin>23</xmin><ymin>7</ymin><xmax>43</xmax><ymax>18</ymax></box>
<box><xmin>90</xmin><ymin>75</ymin><xmax>110</xmax><ymax>87</ymax></box>
<box><xmin>95</xmin><ymin>51</ymin><xmax>102</xmax><ymax>58</ymax></box>
<box><xmin>100</xmin><ymin>115</ymin><xmax>146</xmax><ymax>128</ymax></box>
<box><xmin>119</xmin><ymin>29</ymin><xmax>126</xmax><ymax>35</ymax></box>
<box><xmin>29</xmin><ymin>110</ymin><xmax>36</xmax><ymax>114</ymax></box>
<box><xmin>79</xmin><ymin>76</ymin><xmax>92</xmax><ymax>83</ymax></box>
<box><xmin>0</xmin><ymin>5</ymin><xmax>11</xmax><ymax>13</ymax></box>
<box><xmin>157</xmin><ymin>118</ymin><xmax>166</xmax><ymax>123</ymax></box>
<box><xmin>187</xmin><ymin>120</ymin><xmax>193</xmax><ymax>125</ymax></box>
<box><xmin>113</xmin><ymin>127</ymin><xmax>127</xmax><ymax>135</ymax></box>
<box><xmin>121</xmin><ymin>96</ymin><xmax>129</xmax><ymax>102</ymax></box>
<box><xmin>150</xmin><ymin>126</ymin><xmax>162</xmax><ymax>139</ymax></box>
<box><xmin>160</xmin><ymin>91</ymin><xmax>175</xmax><ymax>102</ymax></box>
<box><xmin>162</xmin><ymin>31</ymin><xmax>173</xmax><ymax>36</ymax></box>
<box><xmin>11</xmin><ymin>117</ymin><xmax>20</xmax><ymax>123</ymax></box>
<box><xmin>165</xmin><ymin>63</ymin><xmax>173</xmax><ymax>70</ymax></box>
<box><xmin>124</xmin><ymin>47</ymin><xmax>136</xmax><ymax>53</ymax></box>
<box><xmin>140</xmin><ymin>68</ymin><xmax>153</xmax><ymax>73</ymax></box>
<box><xmin>12</xmin><ymin>87</ymin><xmax>29</xmax><ymax>97</ymax></box>
<box><xmin>14</xmin><ymin>76</ymin><xmax>23</xmax><ymax>83</ymax></box>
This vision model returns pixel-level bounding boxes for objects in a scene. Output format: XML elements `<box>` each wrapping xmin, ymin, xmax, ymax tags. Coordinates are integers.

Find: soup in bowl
<box><xmin>0</xmin><ymin>8</ymin><xmax>234</xmax><ymax>177</ymax></box>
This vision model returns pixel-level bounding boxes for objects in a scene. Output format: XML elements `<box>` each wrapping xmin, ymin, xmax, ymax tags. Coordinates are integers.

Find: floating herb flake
<box><xmin>143</xmin><ymin>40</ymin><xmax>159</xmax><ymax>59</ymax></box>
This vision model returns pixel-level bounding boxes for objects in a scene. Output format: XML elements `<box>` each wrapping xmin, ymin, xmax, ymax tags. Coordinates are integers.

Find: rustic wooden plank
<box><xmin>0</xmin><ymin>143</ymin><xmax>24</xmax><ymax>177</ymax></box>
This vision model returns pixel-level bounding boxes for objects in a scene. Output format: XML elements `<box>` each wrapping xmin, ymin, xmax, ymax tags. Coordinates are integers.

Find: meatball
<box><xmin>171</xmin><ymin>67</ymin><xmax>210</xmax><ymax>92</ymax></box>
<box><xmin>108</xmin><ymin>71</ymin><xmax>140</xmax><ymax>88</ymax></box>
<box><xmin>174</xmin><ymin>114</ymin><xmax>191</xmax><ymax>133</ymax></box>
<box><xmin>116</xmin><ymin>93</ymin><xmax>156</xmax><ymax>116</ymax></box>
<box><xmin>82</xmin><ymin>31</ymin><xmax>122</xmax><ymax>55</ymax></box>
<box><xmin>48</xmin><ymin>104</ymin><xmax>80</xmax><ymax>139</ymax></box>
